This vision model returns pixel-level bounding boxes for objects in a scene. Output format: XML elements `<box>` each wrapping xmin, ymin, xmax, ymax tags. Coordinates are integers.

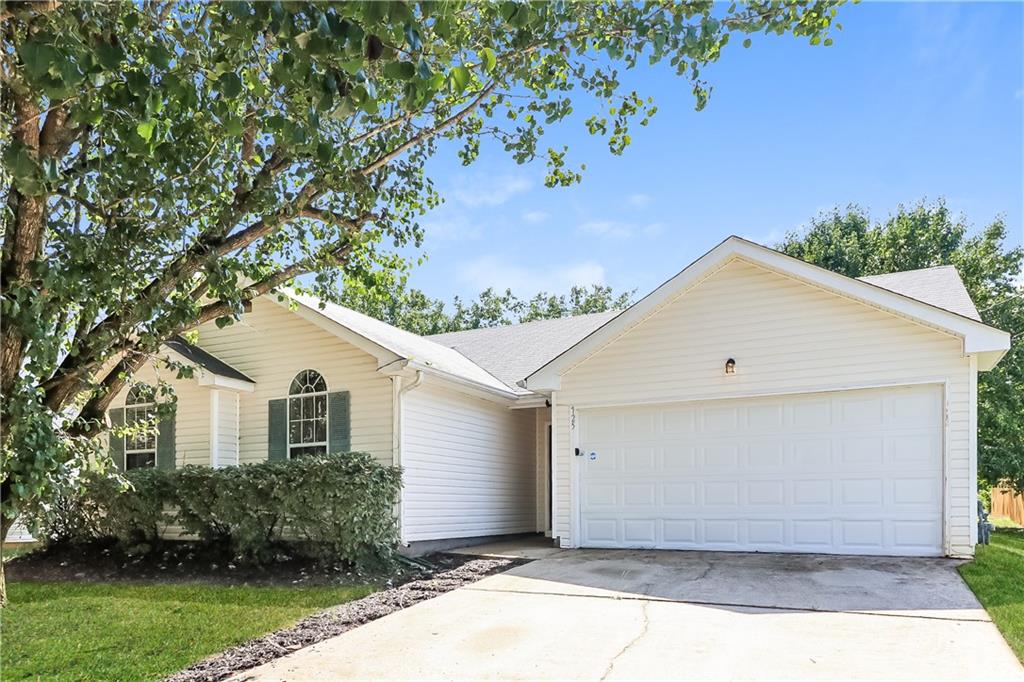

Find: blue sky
<box><xmin>405</xmin><ymin>2</ymin><xmax>1023</xmax><ymax>302</ymax></box>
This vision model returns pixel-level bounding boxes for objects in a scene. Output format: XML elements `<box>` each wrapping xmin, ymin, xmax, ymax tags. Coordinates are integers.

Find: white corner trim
<box><xmin>524</xmin><ymin>236</ymin><xmax>1011</xmax><ymax>390</ymax></box>
<box><xmin>210</xmin><ymin>389</ymin><xmax>220</xmax><ymax>468</ymax></box>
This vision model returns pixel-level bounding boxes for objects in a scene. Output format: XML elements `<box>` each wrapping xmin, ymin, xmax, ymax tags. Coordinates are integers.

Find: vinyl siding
<box><xmin>194</xmin><ymin>298</ymin><xmax>394</xmax><ymax>465</ymax></box>
<box><xmin>553</xmin><ymin>257</ymin><xmax>975</xmax><ymax>555</ymax></box>
<box><xmin>401</xmin><ymin>380</ymin><xmax>537</xmax><ymax>542</ymax></box>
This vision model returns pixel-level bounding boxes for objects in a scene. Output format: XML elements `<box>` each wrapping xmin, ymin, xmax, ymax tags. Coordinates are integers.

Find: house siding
<box><xmin>194</xmin><ymin>298</ymin><xmax>394</xmax><ymax>465</ymax></box>
<box><xmin>553</xmin><ymin>258</ymin><xmax>974</xmax><ymax>555</ymax></box>
<box><xmin>401</xmin><ymin>380</ymin><xmax>537</xmax><ymax>542</ymax></box>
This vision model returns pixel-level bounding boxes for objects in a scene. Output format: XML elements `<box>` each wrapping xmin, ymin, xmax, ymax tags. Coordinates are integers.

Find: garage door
<box><xmin>578</xmin><ymin>385</ymin><xmax>944</xmax><ymax>556</ymax></box>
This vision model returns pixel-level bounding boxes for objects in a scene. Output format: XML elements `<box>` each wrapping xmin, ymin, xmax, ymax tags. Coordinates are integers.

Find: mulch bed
<box><xmin>164</xmin><ymin>554</ymin><xmax>520</xmax><ymax>682</ymax></box>
<box><xmin>5</xmin><ymin>539</ymin><xmax>392</xmax><ymax>587</ymax></box>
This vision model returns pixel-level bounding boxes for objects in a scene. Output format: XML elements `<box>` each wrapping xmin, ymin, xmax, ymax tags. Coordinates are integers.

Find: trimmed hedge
<box><xmin>26</xmin><ymin>452</ymin><xmax>402</xmax><ymax>569</ymax></box>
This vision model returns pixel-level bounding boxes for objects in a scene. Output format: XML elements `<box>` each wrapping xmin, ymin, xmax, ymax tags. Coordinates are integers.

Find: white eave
<box><xmin>524</xmin><ymin>236</ymin><xmax>1012</xmax><ymax>391</ymax></box>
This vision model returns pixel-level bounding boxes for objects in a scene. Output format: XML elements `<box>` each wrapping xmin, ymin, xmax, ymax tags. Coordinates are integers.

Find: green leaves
<box><xmin>135</xmin><ymin>120</ymin><xmax>157</xmax><ymax>142</ymax></box>
<box><xmin>382</xmin><ymin>60</ymin><xmax>416</xmax><ymax>80</ymax></box>
<box><xmin>449</xmin><ymin>65</ymin><xmax>472</xmax><ymax>92</ymax></box>
<box><xmin>18</xmin><ymin>40</ymin><xmax>57</xmax><ymax>79</ymax></box>
<box><xmin>219</xmin><ymin>72</ymin><xmax>243</xmax><ymax>98</ymax></box>
<box><xmin>480</xmin><ymin>47</ymin><xmax>497</xmax><ymax>73</ymax></box>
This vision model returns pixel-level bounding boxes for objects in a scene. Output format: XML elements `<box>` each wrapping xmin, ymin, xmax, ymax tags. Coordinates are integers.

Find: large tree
<box><xmin>778</xmin><ymin>200</ymin><xmax>1024</xmax><ymax>495</ymax></box>
<box><xmin>0</xmin><ymin>0</ymin><xmax>843</xmax><ymax>557</ymax></box>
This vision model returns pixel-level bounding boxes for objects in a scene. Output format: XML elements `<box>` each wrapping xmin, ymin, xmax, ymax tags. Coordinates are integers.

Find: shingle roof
<box><xmin>284</xmin><ymin>291</ymin><xmax>514</xmax><ymax>395</ymax></box>
<box><xmin>165</xmin><ymin>336</ymin><xmax>255</xmax><ymax>383</ymax></box>
<box><xmin>858</xmin><ymin>266</ymin><xmax>981</xmax><ymax>321</ymax></box>
<box><xmin>428</xmin><ymin>310</ymin><xmax>621</xmax><ymax>393</ymax></box>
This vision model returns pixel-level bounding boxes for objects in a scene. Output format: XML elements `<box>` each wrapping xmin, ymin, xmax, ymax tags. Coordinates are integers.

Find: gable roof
<box><xmin>276</xmin><ymin>290</ymin><xmax>515</xmax><ymax>396</ymax></box>
<box><xmin>859</xmin><ymin>266</ymin><xmax>981</xmax><ymax>321</ymax></box>
<box><xmin>164</xmin><ymin>335</ymin><xmax>255</xmax><ymax>387</ymax></box>
<box><xmin>428</xmin><ymin>311</ymin><xmax>620</xmax><ymax>394</ymax></box>
<box><xmin>523</xmin><ymin>236</ymin><xmax>1011</xmax><ymax>390</ymax></box>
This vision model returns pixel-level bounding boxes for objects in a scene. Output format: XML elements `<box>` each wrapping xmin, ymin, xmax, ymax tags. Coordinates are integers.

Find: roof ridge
<box><xmin>859</xmin><ymin>264</ymin><xmax>957</xmax><ymax>279</ymax></box>
<box><xmin>427</xmin><ymin>309</ymin><xmax>621</xmax><ymax>338</ymax></box>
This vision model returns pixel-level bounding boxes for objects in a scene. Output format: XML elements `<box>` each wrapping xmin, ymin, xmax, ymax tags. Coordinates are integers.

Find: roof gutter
<box><xmin>394</xmin><ymin>360</ymin><xmax>520</xmax><ymax>403</ymax></box>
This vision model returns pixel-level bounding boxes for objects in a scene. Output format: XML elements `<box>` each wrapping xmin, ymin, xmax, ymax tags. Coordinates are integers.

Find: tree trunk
<box><xmin>0</xmin><ymin>512</ymin><xmax>12</xmax><ymax>607</ymax></box>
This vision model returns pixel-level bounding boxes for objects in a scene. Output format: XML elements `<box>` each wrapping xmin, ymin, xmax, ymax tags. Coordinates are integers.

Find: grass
<box><xmin>959</xmin><ymin>529</ymin><xmax>1024</xmax><ymax>663</ymax></box>
<box><xmin>991</xmin><ymin>515</ymin><xmax>1023</xmax><ymax>529</ymax></box>
<box><xmin>0</xmin><ymin>580</ymin><xmax>374</xmax><ymax>681</ymax></box>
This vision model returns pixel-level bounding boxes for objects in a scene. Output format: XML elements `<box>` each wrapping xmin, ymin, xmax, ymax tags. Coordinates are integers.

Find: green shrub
<box><xmin>94</xmin><ymin>468</ymin><xmax>175</xmax><ymax>553</ymax></box>
<box><xmin>25</xmin><ymin>452</ymin><xmax>402</xmax><ymax>569</ymax></box>
<box><xmin>20</xmin><ymin>471</ymin><xmax>107</xmax><ymax>545</ymax></box>
<box><xmin>172</xmin><ymin>465</ymin><xmax>232</xmax><ymax>544</ymax></box>
<box><xmin>283</xmin><ymin>452</ymin><xmax>402</xmax><ymax>568</ymax></box>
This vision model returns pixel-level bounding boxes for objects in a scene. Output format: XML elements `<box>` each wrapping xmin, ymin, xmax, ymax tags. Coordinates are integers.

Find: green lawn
<box><xmin>959</xmin><ymin>529</ymin><xmax>1024</xmax><ymax>663</ymax></box>
<box><xmin>1</xmin><ymin>580</ymin><xmax>374</xmax><ymax>681</ymax></box>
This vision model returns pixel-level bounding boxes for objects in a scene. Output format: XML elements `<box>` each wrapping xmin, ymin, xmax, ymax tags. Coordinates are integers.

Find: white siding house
<box><xmin>89</xmin><ymin>237</ymin><xmax>1007</xmax><ymax>556</ymax></box>
<box><xmin>401</xmin><ymin>380</ymin><xmax>536</xmax><ymax>541</ymax></box>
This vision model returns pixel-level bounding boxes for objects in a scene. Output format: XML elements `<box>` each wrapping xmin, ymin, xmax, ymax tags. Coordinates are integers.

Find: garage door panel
<box><xmin>663</xmin><ymin>482</ymin><xmax>697</xmax><ymax>506</ymax></box>
<box><xmin>579</xmin><ymin>385</ymin><xmax>943</xmax><ymax>556</ymax></box>
<box><xmin>663</xmin><ymin>445</ymin><xmax>697</xmax><ymax>471</ymax></box>
<box><xmin>623</xmin><ymin>447</ymin><xmax>656</xmax><ymax>472</ymax></box>
<box><xmin>703</xmin><ymin>443</ymin><xmax>739</xmax><ymax>470</ymax></box>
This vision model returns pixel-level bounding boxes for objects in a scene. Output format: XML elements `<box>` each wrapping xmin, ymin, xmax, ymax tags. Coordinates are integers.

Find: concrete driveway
<box><xmin>238</xmin><ymin>549</ymin><xmax>1023</xmax><ymax>681</ymax></box>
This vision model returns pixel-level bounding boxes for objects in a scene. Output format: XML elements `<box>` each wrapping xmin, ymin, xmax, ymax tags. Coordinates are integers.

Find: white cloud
<box><xmin>627</xmin><ymin>193</ymin><xmax>653</xmax><ymax>209</ymax></box>
<box><xmin>421</xmin><ymin>214</ymin><xmax>482</xmax><ymax>241</ymax></box>
<box><xmin>458</xmin><ymin>256</ymin><xmax>606</xmax><ymax>295</ymax></box>
<box><xmin>522</xmin><ymin>210</ymin><xmax>550</xmax><ymax>224</ymax></box>
<box><xmin>578</xmin><ymin>220</ymin><xmax>633</xmax><ymax>239</ymax></box>
<box><xmin>741</xmin><ymin>228</ymin><xmax>786</xmax><ymax>246</ymax></box>
<box><xmin>451</xmin><ymin>173</ymin><xmax>532</xmax><ymax>207</ymax></box>
<box><xmin>642</xmin><ymin>222</ymin><xmax>666</xmax><ymax>237</ymax></box>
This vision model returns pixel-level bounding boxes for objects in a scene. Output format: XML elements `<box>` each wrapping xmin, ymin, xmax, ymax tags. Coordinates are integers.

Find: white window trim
<box><xmin>287</xmin><ymin>369</ymin><xmax>329</xmax><ymax>459</ymax></box>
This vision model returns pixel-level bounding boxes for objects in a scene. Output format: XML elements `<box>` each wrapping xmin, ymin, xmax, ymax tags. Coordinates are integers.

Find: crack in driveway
<box><xmin>600</xmin><ymin>599</ymin><xmax>651</xmax><ymax>681</ymax></box>
<box><xmin>461</xmin><ymin>585</ymin><xmax>991</xmax><ymax>623</ymax></box>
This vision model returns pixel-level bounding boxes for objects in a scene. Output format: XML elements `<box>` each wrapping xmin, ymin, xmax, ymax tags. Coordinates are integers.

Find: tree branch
<box><xmin>358</xmin><ymin>80</ymin><xmax>500</xmax><ymax>177</ymax></box>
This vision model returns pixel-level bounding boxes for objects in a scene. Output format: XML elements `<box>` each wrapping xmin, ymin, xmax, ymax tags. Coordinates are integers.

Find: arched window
<box><xmin>124</xmin><ymin>383</ymin><xmax>157</xmax><ymax>470</ymax></box>
<box><xmin>288</xmin><ymin>369</ymin><xmax>328</xmax><ymax>458</ymax></box>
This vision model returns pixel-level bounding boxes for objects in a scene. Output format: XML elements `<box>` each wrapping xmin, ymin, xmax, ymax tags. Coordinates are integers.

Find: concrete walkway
<box><xmin>236</xmin><ymin>549</ymin><xmax>1023</xmax><ymax>681</ymax></box>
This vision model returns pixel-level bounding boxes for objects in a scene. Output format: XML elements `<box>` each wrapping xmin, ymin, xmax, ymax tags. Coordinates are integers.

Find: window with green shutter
<box><xmin>111</xmin><ymin>383</ymin><xmax>176</xmax><ymax>470</ymax></box>
<box><xmin>269</xmin><ymin>371</ymin><xmax>351</xmax><ymax>460</ymax></box>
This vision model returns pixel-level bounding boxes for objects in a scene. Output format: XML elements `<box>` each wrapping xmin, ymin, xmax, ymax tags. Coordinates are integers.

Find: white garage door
<box><xmin>578</xmin><ymin>385</ymin><xmax>944</xmax><ymax>556</ymax></box>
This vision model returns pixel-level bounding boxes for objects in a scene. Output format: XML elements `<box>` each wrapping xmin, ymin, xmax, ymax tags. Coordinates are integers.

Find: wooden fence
<box><xmin>991</xmin><ymin>487</ymin><xmax>1024</xmax><ymax>526</ymax></box>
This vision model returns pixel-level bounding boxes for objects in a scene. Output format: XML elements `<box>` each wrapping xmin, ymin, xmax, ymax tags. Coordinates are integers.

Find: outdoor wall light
<box><xmin>725</xmin><ymin>358</ymin><xmax>736</xmax><ymax>375</ymax></box>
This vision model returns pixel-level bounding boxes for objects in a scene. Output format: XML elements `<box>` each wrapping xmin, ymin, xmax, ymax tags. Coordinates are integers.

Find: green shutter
<box><xmin>109</xmin><ymin>408</ymin><xmax>125</xmax><ymax>470</ymax></box>
<box><xmin>328</xmin><ymin>391</ymin><xmax>351</xmax><ymax>454</ymax></box>
<box><xmin>157</xmin><ymin>411</ymin><xmax>176</xmax><ymax>469</ymax></box>
<box><xmin>268</xmin><ymin>398</ymin><xmax>287</xmax><ymax>461</ymax></box>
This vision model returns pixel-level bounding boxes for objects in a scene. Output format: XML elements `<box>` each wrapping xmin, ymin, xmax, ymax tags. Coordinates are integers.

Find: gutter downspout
<box><xmin>393</xmin><ymin>370</ymin><xmax>424</xmax><ymax>547</ymax></box>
